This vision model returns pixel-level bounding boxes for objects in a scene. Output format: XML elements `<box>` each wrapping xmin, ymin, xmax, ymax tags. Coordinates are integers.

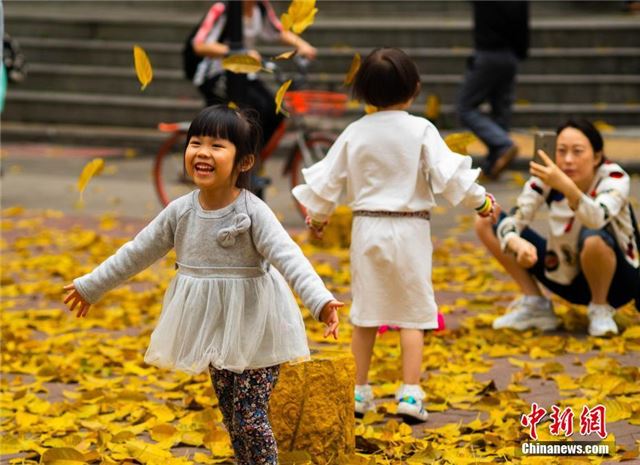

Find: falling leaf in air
<box><xmin>228</xmin><ymin>101</ymin><xmax>239</xmax><ymax>110</ymax></box>
<box><xmin>133</xmin><ymin>45</ymin><xmax>153</xmax><ymax>91</ymax></box>
<box><xmin>593</xmin><ymin>120</ymin><xmax>615</xmax><ymax>132</ymax></box>
<box><xmin>274</xmin><ymin>50</ymin><xmax>297</xmax><ymax>61</ymax></box>
<box><xmin>222</xmin><ymin>55</ymin><xmax>263</xmax><ymax>74</ymax></box>
<box><xmin>281</xmin><ymin>0</ymin><xmax>318</xmax><ymax>34</ymax></box>
<box><xmin>424</xmin><ymin>94</ymin><xmax>440</xmax><ymax>121</ymax></box>
<box><xmin>343</xmin><ymin>52</ymin><xmax>361</xmax><ymax>86</ymax></box>
<box><xmin>275</xmin><ymin>79</ymin><xmax>292</xmax><ymax>116</ymax></box>
<box><xmin>77</xmin><ymin>158</ymin><xmax>105</xmax><ymax>199</ymax></box>
<box><xmin>364</xmin><ymin>104</ymin><xmax>377</xmax><ymax>114</ymax></box>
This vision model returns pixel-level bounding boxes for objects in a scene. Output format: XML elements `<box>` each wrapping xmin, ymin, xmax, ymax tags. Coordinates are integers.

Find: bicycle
<box><xmin>153</xmin><ymin>57</ymin><xmax>348</xmax><ymax>217</ymax></box>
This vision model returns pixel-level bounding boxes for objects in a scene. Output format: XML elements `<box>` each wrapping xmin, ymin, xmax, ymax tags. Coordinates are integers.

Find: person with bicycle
<box><xmin>64</xmin><ymin>105</ymin><xmax>342</xmax><ymax>465</ymax></box>
<box><xmin>186</xmin><ymin>0</ymin><xmax>317</xmax><ymax>149</ymax></box>
<box><xmin>293</xmin><ymin>48</ymin><xmax>499</xmax><ymax>423</ymax></box>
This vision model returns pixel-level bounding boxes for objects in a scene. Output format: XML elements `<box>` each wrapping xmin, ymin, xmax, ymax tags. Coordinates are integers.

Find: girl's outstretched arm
<box><xmin>249</xmin><ymin>195</ymin><xmax>338</xmax><ymax>321</ymax></box>
<box><xmin>71</xmin><ymin>200</ymin><xmax>184</xmax><ymax>305</ymax></box>
<box><xmin>63</xmin><ymin>283</ymin><xmax>91</xmax><ymax>318</ymax></box>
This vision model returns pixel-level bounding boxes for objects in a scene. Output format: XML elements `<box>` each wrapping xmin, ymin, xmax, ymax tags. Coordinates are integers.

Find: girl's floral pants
<box><xmin>209</xmin><ymin>365</ymin><xmax>281</xmax><ymax>465</ymax></box>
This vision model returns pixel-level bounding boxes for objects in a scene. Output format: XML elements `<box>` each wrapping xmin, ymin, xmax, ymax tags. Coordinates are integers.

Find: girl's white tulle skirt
<box><xmin>144</xmin><ymin>267</ymin><xmax>311</xmax><ymax>375</ymax></box>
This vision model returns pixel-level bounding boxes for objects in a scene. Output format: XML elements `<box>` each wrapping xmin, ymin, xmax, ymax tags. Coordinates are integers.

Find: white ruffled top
<box><xmin>74</xmin><ymin>190</ymin><xmax>334</xmax><ymax>374</ymax></box>
<box><xmin>292</xmin><ymin>110</ymin><xmax>486</xmax><ymax>220</ymax></box>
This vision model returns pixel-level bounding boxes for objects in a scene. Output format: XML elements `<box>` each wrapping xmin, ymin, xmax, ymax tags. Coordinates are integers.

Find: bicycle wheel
<box><xmin>153</xmin><ymin>131</ymin><xmax>193</xmax><ymax>207</ymax></box>
<box><xmin>289</xmin><ymin>133</ymin><xmax>336</xmax><ymax>218</ymax></box>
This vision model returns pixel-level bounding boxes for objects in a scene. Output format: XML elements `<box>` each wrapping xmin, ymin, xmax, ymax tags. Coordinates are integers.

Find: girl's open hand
<box><xmin>319</xmin><ymin>300</ymin><xmax>343</xmax><ymax>339</ymax></box>
<box><xmin>63</xmin><ymin>283</ymin><xmax>91</xmax><ymax>318</ymax></box>
<box><xmin>530</xmin><ymin>150</ymin><xmax>573</xmax><ymax>192</ymax></box>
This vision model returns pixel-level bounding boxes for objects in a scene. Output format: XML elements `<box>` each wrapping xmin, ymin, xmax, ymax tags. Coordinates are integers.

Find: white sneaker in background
<box><xmin>492</xmin><ymin>296</ymin><xmax>560</xmax><ymax>331</ymax></box>
<box><xmin>395</xmin><ymin>384</ymin><xmax>429</xmax><ymax>424</ymax></box>
<box><xmin>354</xmin><ymin>384</ymin><xmax>376</xmax><ymax>417</ymax></box>
<box><xmin>587</xmin><ymin>303</ymin><xmax>618</xmax><ymax>337</ymax></box>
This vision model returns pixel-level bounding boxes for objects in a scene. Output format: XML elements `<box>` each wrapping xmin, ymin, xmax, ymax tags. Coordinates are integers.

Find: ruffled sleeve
<box><xmin>421</xmin><ymin>123</ymin><xmax>485</xmax><ymax>208</ymax></box>
<box><xmin>291</xmin><ymin>127</ymin><xmax>350</xmax><ymax>221</ymax></box>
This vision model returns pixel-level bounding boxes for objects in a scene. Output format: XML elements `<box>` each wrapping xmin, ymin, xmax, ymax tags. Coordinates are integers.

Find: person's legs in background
<box><xmin>457</xmin><ymin>50</ymin><xmax>518</xmax><ymax>179</ymax></box>
<box><xmin>351</xmin><ymin>325</ymin><xmax>378</xmax><ymax>416</ymax></box>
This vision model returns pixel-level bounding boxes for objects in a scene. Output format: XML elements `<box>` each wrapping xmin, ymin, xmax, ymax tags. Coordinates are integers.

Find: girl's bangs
<box><xmin>189</xmin><ymin>107</ymin><xmax>246</xmax><ymax>144</ymax></box>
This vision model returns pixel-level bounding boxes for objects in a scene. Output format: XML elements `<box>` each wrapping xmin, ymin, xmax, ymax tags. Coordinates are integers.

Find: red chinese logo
<box><xmin>521</xmin><ymin>402</ymin><xmax>547</xmax><ymax>440</ymax></box>
<box><xmin>522</xmin><ymin>403</ymin><xmax>608</xmax><ymax>440</ymax></box>
<box><xmin>580</xmin><ymin>405</ymin><xmax>608</xmax><ymax>439</ymax></box>
<box><xmin>549</xmin><ymin>405</ymin><xmax>574</xmax><ymax>436</ymax></box>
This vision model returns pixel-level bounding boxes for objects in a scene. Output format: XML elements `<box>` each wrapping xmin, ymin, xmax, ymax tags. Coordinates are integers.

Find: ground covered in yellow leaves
<box><xmin>2</xmin><ymin>207</ymin><xmax>640</xmax><ymax>465</ymax></box>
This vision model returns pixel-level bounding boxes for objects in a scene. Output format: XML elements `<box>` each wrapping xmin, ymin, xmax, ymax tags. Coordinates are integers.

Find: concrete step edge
<box><xmin>16</xmin><ymin>37</ymin><xmax>640</xmax><ymax>58</ymax></box>
<box><xmin>6</xmin><ymin>11</ymin><xmax>640</xmax><ymax>30</ymax></box>
<box><xmin>7</xmin><ymin>90</ymin><xmax>640</xmax><ymax>113</ymax></box>
<box><xmin>3</xmin><ymin>121</ymin><xmax>640</xmax><ymax>172</ymax></box>
<box><xmin>22</xmin><ymin>63</ymin><xmax>640</xmax><ymax>85</ymax></box>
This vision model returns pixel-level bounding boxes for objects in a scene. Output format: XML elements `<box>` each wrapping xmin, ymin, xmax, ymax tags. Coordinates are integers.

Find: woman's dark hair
<box><xmin>185</xmin><ymin>104</ymin><xmax>262</xmax><ymax>189</ymax></box>
<box><xmin>352</xmin><ymin>47</ymin><xmax>421</xmax><ymax>108</ymax></box>
<box><xmin>556</xmin><ymin>119</ymin><xmax>606</xmax><ymax>165</ymax></box>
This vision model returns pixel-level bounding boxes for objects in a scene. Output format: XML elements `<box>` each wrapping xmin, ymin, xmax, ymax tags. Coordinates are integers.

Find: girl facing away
<box><xmin>62</xmin><ymin>105</ymin><xmax>342</xmax><ymax>465</ymax></box>
<box><xmin>476</xmin><ymin>119</ymin><xmax>640</xmax><ymax>336</ymax></box>
<box><xmin>292</xmin><ymin>47</ymin><xmax>498</xmax><ymax>423</ymax></box>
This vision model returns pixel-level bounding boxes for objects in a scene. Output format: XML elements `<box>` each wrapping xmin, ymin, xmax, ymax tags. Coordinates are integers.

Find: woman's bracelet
<box><xmin>476</xmin><ymin>193</ymin><xmax>495</xmax><ymax>217</ymax></box>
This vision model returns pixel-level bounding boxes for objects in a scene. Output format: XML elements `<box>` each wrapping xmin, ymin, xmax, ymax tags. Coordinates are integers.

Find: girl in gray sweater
<box><xmin>62</xmin><ymin>105</ymin><xmax>342</xmax><ymax>465</ymax></box>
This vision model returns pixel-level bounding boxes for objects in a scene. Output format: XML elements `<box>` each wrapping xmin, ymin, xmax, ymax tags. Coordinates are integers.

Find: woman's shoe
<box><xmin>587</xmin><ymin>303</ymin><xmax>618</xmax><ymax>337</ymax></box>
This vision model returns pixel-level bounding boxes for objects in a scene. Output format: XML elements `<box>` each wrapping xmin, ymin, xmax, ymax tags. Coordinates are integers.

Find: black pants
<box><xmin>198</xmin><ymin>75</ymin><xmax>284</xmax><ymax>147</ymax></box>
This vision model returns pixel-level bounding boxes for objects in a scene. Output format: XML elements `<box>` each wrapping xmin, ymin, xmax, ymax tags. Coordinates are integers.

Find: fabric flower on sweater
<box><xmin>217</xmin><ymin>213</ymin><xmax>251</xmax><ymax>247</ymax></box>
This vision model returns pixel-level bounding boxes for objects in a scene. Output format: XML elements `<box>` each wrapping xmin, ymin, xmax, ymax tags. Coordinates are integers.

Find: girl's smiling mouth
<box><xmin>194</xmin><ymin>162</ymin><xmax>215</xmax><ymax>174</ymax></box>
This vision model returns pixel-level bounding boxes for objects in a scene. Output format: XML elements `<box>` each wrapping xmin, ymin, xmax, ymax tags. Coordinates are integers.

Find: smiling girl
<box><xmin>62</xmin><ymin>105</ymin><xmax>342</xmax><ymax>465</ymax></box>
<box><xmin>476</xmin><ymin>119</ymin><xmax>640</xmax><ymax>336</ymax></box>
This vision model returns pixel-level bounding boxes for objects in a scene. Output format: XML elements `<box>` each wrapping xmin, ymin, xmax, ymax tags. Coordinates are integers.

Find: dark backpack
<box><xmin>183</xmin><ymin>22</ymin><xmax>204</xmax><ymax>81</ymax></box>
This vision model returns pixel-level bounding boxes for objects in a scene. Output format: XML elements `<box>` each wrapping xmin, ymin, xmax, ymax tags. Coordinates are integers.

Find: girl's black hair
<box><xmin>556</xmin><ymin>118</ymin><xmax>606</xmax><ymax>165</ymax></box>
<box><xmin>352</xmin><ymin>47</ymin><xmax>421</xmax><ymax>108</ymax></box>
<box><xmin>185</xmin><ymin>104</ymin><xmax>262</xmax><ymax>189</ymax></box>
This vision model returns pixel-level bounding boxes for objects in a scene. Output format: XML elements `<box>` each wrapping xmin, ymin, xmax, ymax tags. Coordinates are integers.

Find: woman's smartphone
<box><xmin>533</xmin><ymin>131</ymin><xmax>557</xmax><ymax>165</ymax></box>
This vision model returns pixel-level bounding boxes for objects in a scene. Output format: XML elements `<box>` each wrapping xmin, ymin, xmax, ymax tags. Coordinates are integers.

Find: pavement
<box><xmin>1</xmin><ymin>142</ymin><xmax>640</xmax><ymax>464</ymax></box>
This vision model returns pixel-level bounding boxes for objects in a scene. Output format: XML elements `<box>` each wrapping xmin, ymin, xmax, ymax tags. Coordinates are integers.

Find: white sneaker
<box><xmin>587</xmin><ymin>303</ymin><xmax>618</xmax><ymax>337</ymax></box>
<box><xmin>395</xmin><ymin>384</ymin><xmax>428</xmax><ymax>424</ymax></box>
<box><xmin>354</xmin><ymin>384</ymin><xmax>375</xmax><ymax>417</ymax></box>
<box><xmin>492</xmin><ymin>296</ymin><xmax>560</xmax><ymax>331</ymax></box>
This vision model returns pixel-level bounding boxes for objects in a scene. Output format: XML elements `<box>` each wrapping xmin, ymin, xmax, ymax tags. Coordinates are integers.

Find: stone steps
<box><xmin>6</xmin><ymin>8</ymin><xmax>640</xmax><ymax>48</ymax></box>
<box><xmin>17</xmin><ymin>38</ymin><xmax>640</xmax><ymax>75</ymax></box>
<box><xmin>18</xmin><ymin>62</ymin><xmax>640</xmax><ymax>105</ymax></box>
<box><xmin>3</xmin><ymin>0</ymin><xmax>639</xmax><ymax>146</ymax></box>
<box><xmin>6</xmin><ymin>90</ymin><xmax>639</xmax><ymax>130</ymax></box>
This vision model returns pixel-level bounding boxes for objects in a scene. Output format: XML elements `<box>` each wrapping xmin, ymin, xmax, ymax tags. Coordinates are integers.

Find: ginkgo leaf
<box><xmin>343</xmin><ymin>52</ymin><xmax>361</xmax><ymax>86</ymax></box>
<box><xmin>274</xmin><ymin>50</ymin><xmax>297</xmax><ymax>61</ymax></box>
<box><xmin>133</xmin><ymin>45</ymin><xmax>153</xmax><ymax>91</ymax></box>
<box><xmin>275</xmin><ymin>79</ymin><xmax>292</xmax><ymax>116</ymax></box>
<box><xmin>77</xmin><ymin>158</ymin><xmax>105</xmax><ymax>198</ymax></box>
<box><xmin>280</xmin><ymin>0</ymin><xmax>317</xmax><ymax>34</ymax></box>
<box><xmin>228</xmin><ymin>101</ymin><xmax>239</xmax><ymax>110</ymax></box>
<box><xmin>222</xmin><ymin>55</ymin><xmax>262</xmax><ymax>74</ymax></box>
<box><xmin>41</xmin><ymin>447</ymin><xmax>86</xmax><ymax>464</ymax></box>
<box><xmin>424</xmin><ymin>94</ymin><xmax>440</xmax><ymax>120</ymax></box>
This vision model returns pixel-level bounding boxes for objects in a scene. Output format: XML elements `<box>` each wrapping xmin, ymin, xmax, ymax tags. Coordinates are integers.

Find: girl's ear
<box><xmin>239</xmin><ymin>154</ymin><xmax>256</xmax><ymax>173</ymax></box>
